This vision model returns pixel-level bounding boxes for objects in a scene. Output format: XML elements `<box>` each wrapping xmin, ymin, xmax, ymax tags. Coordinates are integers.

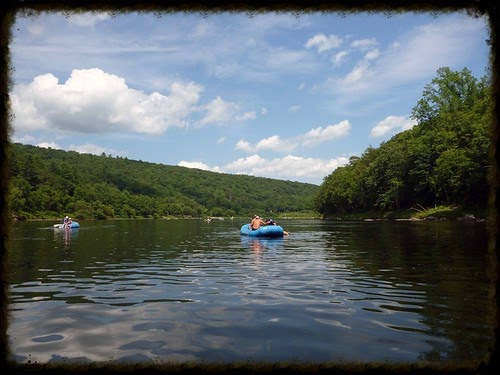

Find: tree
<box><xmin>316</xmin><ymin>67</ymin><xmax>491</xmax><ymax>216</ymax></box>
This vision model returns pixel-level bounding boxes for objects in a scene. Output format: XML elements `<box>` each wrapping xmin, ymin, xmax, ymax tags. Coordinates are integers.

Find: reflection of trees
<box><xmin>321</xmin><ymin>221</ymin><xmax>493</xmax><ymax>364</ymax></box>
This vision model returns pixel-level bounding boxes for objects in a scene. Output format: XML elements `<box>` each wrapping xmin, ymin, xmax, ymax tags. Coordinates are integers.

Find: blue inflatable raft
<box><xmin>240</xmin><ymin>223</ymin><xmax>284</xmax><ymax>237</ymax></box>
<box><xmin>54</xmin><ymin>221</ymin><xmax>80</xmax><ymax>229</ymax></box>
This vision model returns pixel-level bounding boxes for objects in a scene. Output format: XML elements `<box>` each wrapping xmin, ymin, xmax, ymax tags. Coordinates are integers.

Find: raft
<box><xmin>54</xmin><ymin>222</ymin><xmax>80</xmax><ymax>229</ymax></box>
<box><xmin>240</xmin><ymin>223</ymin><xmax>284</xmax><ymax>238</ymax></box>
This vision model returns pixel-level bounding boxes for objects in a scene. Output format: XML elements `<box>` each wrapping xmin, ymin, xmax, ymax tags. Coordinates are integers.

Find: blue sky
<box><xmin>9</xmin><ymin>10</ymin><xmax>490</xmax><ymax>185</ymax></box>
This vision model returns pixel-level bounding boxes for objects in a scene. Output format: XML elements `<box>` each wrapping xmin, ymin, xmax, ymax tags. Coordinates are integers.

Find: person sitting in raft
<box><xmin>267</xmin><ymin>218</ymin><xmax>290</xmax><ymax>235</ymax></box>
<box><xmin>250</xmin><ymin>215</ymin><xmax>266</xmax><ymax>230</ymax></box>
<box><xmin>63</xmin><ymin>215</ymin><xmax>69</xmax><ymax>225</ymax></box>
<box><xmin>251</xmin><ymin>216</ymin><xmax>290</xmax><ymax>235</ymax></box>
<box><xmin>66</xmin><ymin>217</ymin><xmax>73</xmax><ymax>228</ymax></box>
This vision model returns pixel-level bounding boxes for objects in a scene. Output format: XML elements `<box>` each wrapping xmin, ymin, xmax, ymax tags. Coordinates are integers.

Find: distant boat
<box><xmin>54</xmin><ymin>221</ymin><xmax>80</xmax><ymax>229</ymax></box>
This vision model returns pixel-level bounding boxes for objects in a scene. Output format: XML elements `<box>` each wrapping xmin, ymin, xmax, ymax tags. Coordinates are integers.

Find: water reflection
<box><xmin>53</xmin><ymin>227</ymin><xmax>79</xmax><ymax>248</ymax></box>
<box><xmin>241</xmin><ymin>236</ymin><xmax>284</xmax><ymax>253</ymax></box>
<box><xmin>7</xmin><ymin>219</ymin><xmax>495</xmax><ymax>365</ymax></box>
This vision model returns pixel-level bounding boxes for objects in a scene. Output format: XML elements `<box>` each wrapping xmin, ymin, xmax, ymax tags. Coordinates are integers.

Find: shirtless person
<box><xmin>250</xmin><ymin>215</ymin><xmax>266</xmax><ymax>230</ymax></box>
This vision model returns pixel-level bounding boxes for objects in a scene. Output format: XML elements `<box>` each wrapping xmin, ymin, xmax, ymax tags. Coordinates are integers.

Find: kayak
<box><xmin>240</xmin><ymin>223</ymin><xmax>284</xmax><ymax>237</ymax></box>
<box><xmin>54</xmin><ymin>222</ymin><xmax>80</xmax><ymax>229</ymax></box>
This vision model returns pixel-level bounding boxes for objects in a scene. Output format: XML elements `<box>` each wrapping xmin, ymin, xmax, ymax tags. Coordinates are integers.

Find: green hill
<box><xmin>8</xmin><ymin>142</ymin><xmax>320</xmax><ymax>220</ymax></box>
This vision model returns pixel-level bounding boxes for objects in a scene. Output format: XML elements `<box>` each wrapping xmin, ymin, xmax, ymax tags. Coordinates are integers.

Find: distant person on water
<box><xmin>63</xmin><ymin>216</ymin><xmax>69</xmax><ymax>226</ymax></box>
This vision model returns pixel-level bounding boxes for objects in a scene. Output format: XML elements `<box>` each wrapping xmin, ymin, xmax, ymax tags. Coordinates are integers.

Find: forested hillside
<box><xmin>8</xmin><ymin>143</ymin><xmax>319</xmax><ymax>219</ymax></box>
<box><xmin>9</xmin><ymin>67</ymin><xmax>491</xmax><ymax>221</ymax></box>
<box><xmin>314</xmin><ymin>67</ymin><xmax>492</xmax><ymax>217</ymax></box>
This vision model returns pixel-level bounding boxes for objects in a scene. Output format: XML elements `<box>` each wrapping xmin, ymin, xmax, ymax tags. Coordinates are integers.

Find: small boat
<box><xmin>240</xmin><ymin>223</ymin><xmax>284</xmax><ymax>238</ymax></box>
<box><xmin>54</xmin><ymin>221</ymin><xmax>80</xmax><ymax>229</ymax></box>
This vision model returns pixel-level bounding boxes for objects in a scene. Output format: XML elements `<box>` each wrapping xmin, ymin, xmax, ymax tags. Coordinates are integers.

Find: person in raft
<box><xmin>250</xmin><ymin>215</ymin><xmax>266</xmax><ymax>230</ymax></box>
<box><xmin>63</xmin><ymin>215</ymin><xmax>69</xmax><ymax>226</ymax></box>
<box><xmin>250</xmin><ymin>215</ymin><xmax>289</xmax><ymax>235</ymax></box>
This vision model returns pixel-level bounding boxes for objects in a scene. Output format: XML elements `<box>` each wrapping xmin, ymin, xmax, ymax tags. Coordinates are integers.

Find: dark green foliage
<box><xmin>7</xmin><ymin>143</ymin><xmax>319</xmax><ymax>220</ymax></box>
<box><xmin>315</xmin><ymin>67</ymin><xmax>492</xmax><ymax>215</ymax></box>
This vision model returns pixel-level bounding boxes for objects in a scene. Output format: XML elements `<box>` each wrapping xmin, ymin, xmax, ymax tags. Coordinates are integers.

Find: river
<box><xmin>6</xmin><ymin>218</ymin><xmax>496</xmax><ymax>367</ymax></box>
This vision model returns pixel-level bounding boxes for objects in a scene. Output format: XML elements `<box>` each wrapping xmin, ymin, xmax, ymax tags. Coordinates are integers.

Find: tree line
<box><xmin>314</xmin><ymin>67</ymin><xmax>492</xmax><ymax>216</ymax></box>
<box><xmin>7</xmin><ymin>144</ymin><xmax>319</xmax><ymax>220</ymax></box>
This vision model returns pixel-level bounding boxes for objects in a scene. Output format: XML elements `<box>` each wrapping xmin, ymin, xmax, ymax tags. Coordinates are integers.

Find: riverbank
<box><xmin>322</xmin><ymin>205</ymin><xmax>489</xmax><ymax>222</ymax></box>
<box><xmin>10</xmin><ymin>206</ymin><xmax>489</xmax><ymax>222</ymax></box>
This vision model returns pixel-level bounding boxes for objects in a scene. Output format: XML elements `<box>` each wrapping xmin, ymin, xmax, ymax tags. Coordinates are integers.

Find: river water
<box><xmin>6</xmin><ymin>218</ymin><xmax>496</xmax><ymax>366</ymax></box>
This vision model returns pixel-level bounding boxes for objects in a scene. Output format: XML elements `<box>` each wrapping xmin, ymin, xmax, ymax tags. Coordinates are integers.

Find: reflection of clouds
<box><xmin>9</xmin><ymin>301</ymin><xmax>266</xmax><ymax>363</ymax></box>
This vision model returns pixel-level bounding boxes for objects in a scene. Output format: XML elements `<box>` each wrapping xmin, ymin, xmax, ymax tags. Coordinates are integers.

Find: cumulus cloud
<box><xmin>236</xmin><ymin>120</ymin><xmax>351</xmax><ymax>153</ymax></box>
<box><xmin>256</xmin><ymin>135</ymin><xmax>296</xmax><ymax>153</ymax></box>
<box><xmin>68</xmin><ymin>143</ymin><xmax>124</xmax><ymax>157</ymax></box>
<box><xmin>11</xmin><ymin>68</ymin><xmax>252</xmax><ymax>136</ymax></box>
<box><xmin>305</xmin><ymin>33</ymin><xmax>342</xmax><ymax>52</ymax></box>
<box><xmin>37</xmin><ymin>141</ymin><xmax>62</xmax><ymax>150</ymax></box>
<box><xmin>178</xmin><ymin>161</ymin><xmax>221</xmax><ymax>173</ymax></box>
<box><xmin>197</xmin><ymin>96</ymin><xmax>238</xmax><ymax>126</ymax></box>
<box><xmin>302</xmin><ymin>120</ymin><xmax>351</xmax><ymax>146</ymax></box>
<box><xmin>235</xmin><ymin>135</ymin><xmax>296</xmax><ymax>153</ymax></box>
<box><xmin>221</xmin><ymin>154</ymin><xmax>350</xmax><ymax>183</ymax></box>
<box><xmin>31</xmin><ymin>141</ymin><xmax>122</xmax><ymax>158</ymax></box>
<box><xmin>370</xmin><ymin>115</ymin><xmax>417</xmax><ymax>137</ymax></box>
<box><xmin>235</xmin><ymin>139</ymin><xmax>253</xmax><ymax>152</ymax></box>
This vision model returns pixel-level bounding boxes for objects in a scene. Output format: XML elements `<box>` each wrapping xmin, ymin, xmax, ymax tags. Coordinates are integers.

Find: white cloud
<box><xmin>288</xmin><ymin>105</ymin><xmax>301</xmax><ymax>112</ymax></box>
<box><xmin>67</xmin><ymin>12</ymin><xmax>112</xmax><ymax>27</ymax></box>
<box><xmin>236</xmin><ymin>120</ymin><xmax>351</xmax><ymax>153</ymax></box>
<box><xmin>256</xmin><ymin>135</ymin><xmax>296</xmax><ymax>153</ymax></box>
<box><xmin>236</xmin><ymin>111</ymin><xmax>257</xmax><ymax>121</ymax></box>
<box><xmin>302</xmin><ymin>120</ymin><xmax>351</xmax><ymax>146</ymax></box>
<box><xmin>11</xmin><ymin>68</ymin><xmax>253</xmax><ymax>136</ymax></box>
<box><xmin>370</xmin><ymin>115</ymin><xmax>417</xmax><ymax>137</ymax></box>
<box><xmin>344</xmin><ymin>60</ymin><xmax>373</xmax><ymax>82</ymax></box>
<box><xmin>351</xmin><ymin>38</ymin><xmax>378</xmax><ymax>50</ymax></box>
<box><xmin>322</xmin><ymin>15</ymin><xmax>487</xmax><ymax>106</ymax></box>
<box><xmin>197</xmin><ymin>96</ymin><xmax>238</xmax><ymax>126</ymax></box>
<box><xmin>37</xmin><ymin>141</ymin><xmax>61</xmax><ymax>149</ymax></box>
<box><xmin>29</xmin><ymin>141</ymin><xmax>123</xmax><ymax>158</ymax></box>
<box><xmin>333</xmin><ymin>51</ymin><xmax>348</xmax><ymax>65</ymax></box>
<box><xmin>305</xmin><ymin>33</ymin><xmax>342</xmax><ymax>52</ymax></box>
<box><xmin>236</xmin><ymin>136</ymin><xmax>296</xmax><ymax>153</ymax></box>
<box><xmin>235</xmin><ymin>139</ymin><xmax>253</xmax><ymax>152</ymax></box>
<box><xmin>223</xmin><ymin>154</ymin><xmax>350</xmax><ymax>183</ymax></box>
<box><xmin>68</xmin><ymin>143</ymin><xmax>124</xmax><ymax>156</ymax></box>
<box><xmin>364</xmin><ymin>48</ymin><xmax>380</xmax><ymax>60</ymax></box>
<box><xmin>178</xmin><ymin>161</ymin><xmax>221</xmax><ymax>173</ymax></box>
